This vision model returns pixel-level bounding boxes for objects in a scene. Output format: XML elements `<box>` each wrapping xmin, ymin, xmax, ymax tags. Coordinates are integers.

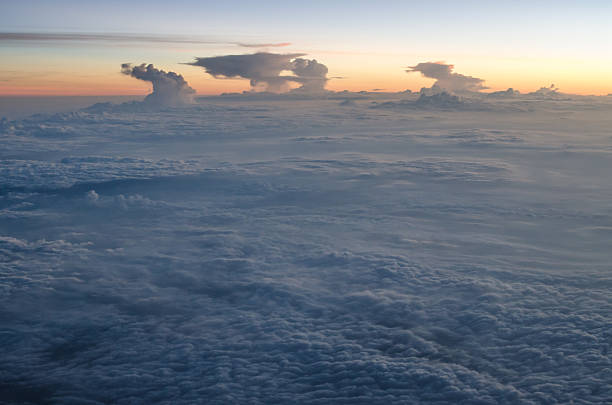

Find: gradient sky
<box><xmin>1</xmin><ymin>0</ymin><xmax>612</xmax><ymax>96</ymax></box>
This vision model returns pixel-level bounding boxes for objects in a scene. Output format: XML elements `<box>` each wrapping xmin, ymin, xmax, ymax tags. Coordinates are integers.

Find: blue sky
<box><xmin>1</xmin><ymin>1</ymin><xmax>612</xmax><ymax>95</ymax></box>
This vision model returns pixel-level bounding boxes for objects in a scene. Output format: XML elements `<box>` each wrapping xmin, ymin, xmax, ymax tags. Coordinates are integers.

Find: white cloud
<box><xmin>121</xmin><ymin>63</ymin><xmax>196</xmax><ymax>107</ymax></box>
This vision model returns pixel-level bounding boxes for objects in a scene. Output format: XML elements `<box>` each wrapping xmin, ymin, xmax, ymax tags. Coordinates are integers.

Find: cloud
<box><xmin>339</xmin><ymin>99</ymin><xmax>357</xmax><ymax>107</ymax></box>
<box><xmin>121</xmin><ymin>63</ymin><xmax>195</xmax><ymax>107</ymax></box>
<box><xmin>486</xmin><ymin>88</ymin><xmax>521</xmax><ymax>98</ymax></box>
<box><xmin>188</xmin><ymin>52</ymin><xmax>329</xmax><ymax>93</ymax></box>
<box><xmin>189</xmin><ymin>52</ymin><xmax>301</xmax><ymax>92</ymax></box>
<box><xmin>289</xmin><ymin>58</ymin><xmax>329</xmax><ymax>92</ymax></box>
<box><xmin>2</xmin><ymin>96</ymin><xmax>611</xmax><ymax>404</ymax></box>
<box><xmin>0</xmin><ymin>156</ymin><xmax>203</xmax><ymax>190</ymax></box>
<box><xmin>0</xmin><ymin>32</ymin><xmax>291</xmax><ymax>49</ymax></box>
<box><xmin>528</xmin><ymin>84</ymin><xmax>562</xmax><ymax>98</ymax></box>
<box><xmin>373</xmin><ymin>91</ymin><xmax>494</xmax><ymax>111</ymax></box>
<box><xmin>407</xmin><ymin>62</ymin><xmax>487</xmax><ymax>93</ymax></box>
<box><xmin>415</xmin><ymin>91</ymin><xmax>464</xmax><ymax>108</ymax></box>
<box><xmin>237</xmin><ymin>42</ymin><xmax>292</xmax><ymax>48</ymax></box>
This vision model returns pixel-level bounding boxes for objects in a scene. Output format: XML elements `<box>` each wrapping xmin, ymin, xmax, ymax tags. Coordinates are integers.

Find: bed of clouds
<box><xmin>1</xmin><ymin>90</ymin><xmax>611</xmax><ymax>404</ymax></box>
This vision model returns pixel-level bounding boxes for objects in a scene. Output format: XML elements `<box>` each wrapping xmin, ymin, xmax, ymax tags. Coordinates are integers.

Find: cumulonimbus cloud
<box><xmin>187</xmin><ymin>52</ymin><xmax>329</xmax><ymax>93</ymax></box>
<box><xmin>290</xmin><ymin>58</ymin><xmax>329</xmax><ymax>92</ymax></box>
<box><xmin>407</xmin><ymin>62</ymin><xmax>486</xmax><ymax>93</ymax></box>
<box><xmin>121</xmin><ymin>63</ymin><xmax>195</xmax><ymax>107</ymax></box>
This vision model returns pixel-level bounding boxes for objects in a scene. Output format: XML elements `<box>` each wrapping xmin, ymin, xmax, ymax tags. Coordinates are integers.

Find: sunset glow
<box><xmin>2</xmin><ymin>1</ymin><xmax>612</xmax><ymax>96</ymax></box>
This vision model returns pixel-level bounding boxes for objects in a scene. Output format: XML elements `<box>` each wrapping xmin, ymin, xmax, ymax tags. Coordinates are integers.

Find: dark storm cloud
<box><xmin>189</xmin><ymin>52</ymin><xmax>301</xmax><ymax>92</ymax></box>
<box><xmin>188</xmin><ymin>52</ymin><xmax>329</xmax><ymax>93</ymax></box>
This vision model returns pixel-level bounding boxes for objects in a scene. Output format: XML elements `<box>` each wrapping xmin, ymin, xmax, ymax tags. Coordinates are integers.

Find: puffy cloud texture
<box><xmin>189</xmin><ymin>52</ymin><xmax>329</xmax><ymax>93</ymax></box>
<box><xmin>408</xmin><ymin>62</ymin><xmax>486</xmax><ymax>93</ymax></box>
<box><xmin>1</xmin><ymin>96</ymin><xmax>611</xmax><ymax>403</ymax></box>
<box><xmin>121</xmin><ymin>63</ymin><xmax>195</xmax><ymax>106</ymax></box>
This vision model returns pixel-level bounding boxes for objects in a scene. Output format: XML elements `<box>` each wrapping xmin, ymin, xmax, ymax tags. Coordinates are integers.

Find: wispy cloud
<box><xmin>236</xmin><ymin>42</ymin><xmax>292</xmax><ymax>48</ymax></box>
<box><xmin>0</xmin><ymin>32</ymin><xmax>290</xmax><ymax>48</ymax></box>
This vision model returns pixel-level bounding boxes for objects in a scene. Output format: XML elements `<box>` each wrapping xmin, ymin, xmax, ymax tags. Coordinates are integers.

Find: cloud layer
<box><xmin>1</xmin><ymin>96</ymin><xmax>611</xmax><ymax>403</ymax></box>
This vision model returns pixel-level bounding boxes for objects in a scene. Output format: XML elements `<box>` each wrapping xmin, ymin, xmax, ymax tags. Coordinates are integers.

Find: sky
<box><xmin>1</xmin><ymin>0</ymin><xmax>612</xmax><ymax>96</ymax></box>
